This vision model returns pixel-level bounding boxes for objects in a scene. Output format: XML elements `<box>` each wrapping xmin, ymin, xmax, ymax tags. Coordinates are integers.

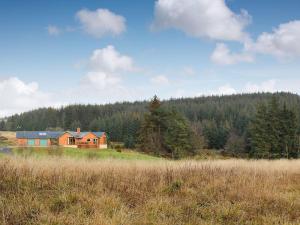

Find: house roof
<box><xmin>93</xmin><ymin>132</ymin><xmax>105</xmax><ymax>138</ymax></box>
<box><xmin>66</xmin><ymin>131</ymin><xmax>89</xmax><ymax>138</ymax></box>
<box><xmin>16</xmin><ymin>131</ymin><xmax>63</xmax><ymax>139</ymax></box>
<box><xmin>66</xmin><ymin>131</ymin><xmax>105</xmax><ymax>138</ymax></box>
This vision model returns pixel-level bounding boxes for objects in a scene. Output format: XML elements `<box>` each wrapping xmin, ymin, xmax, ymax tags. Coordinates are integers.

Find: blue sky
<box><xmin>0</xmin><ymin>0</ymin><xmax>300</xmax><ymax>116</ymax></box>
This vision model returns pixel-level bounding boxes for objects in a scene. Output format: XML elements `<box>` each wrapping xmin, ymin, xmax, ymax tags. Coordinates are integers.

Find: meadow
<box><xmin>0</xmin><ymin>156</ymin><xmax>299</xmax><ymax>225</ymax></box>
<box><xmin>11</xmin><ymin>147</ymin><xmax>159</xmax><ymax>160</ymax></box>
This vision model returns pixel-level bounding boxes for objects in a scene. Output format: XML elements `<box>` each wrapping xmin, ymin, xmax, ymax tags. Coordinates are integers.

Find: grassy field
<box><xmin>11</xmin><ymin>147</ymin><xmax>159</xmax><ymax>160</ymax></box>
<box><xmin>0</xmin><ymin>157</ymin><xmax>299</xmax><ymax>225</ymax></box>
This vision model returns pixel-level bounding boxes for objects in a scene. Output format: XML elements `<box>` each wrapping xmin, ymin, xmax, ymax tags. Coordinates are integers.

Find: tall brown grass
<box><xmin>0</xmin><ymin>157</ymin><xmax>299</xmax><ymax>225</ymax></box>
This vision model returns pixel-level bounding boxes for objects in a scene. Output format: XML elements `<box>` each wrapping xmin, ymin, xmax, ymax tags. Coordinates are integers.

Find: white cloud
<box><xmin>251</xmin><ymin>20</ymin><xmax>300</xmax><ymax>59</ymax></box>
<box><xmin>65</xmin><ymin>26</ymin><xmax>76</xmax><ymax>32</ymax></box>
<box><xmin>210</xmin><ymin>20</ymin><xmax>300</xmax><ymax>64</ymax></box>
<box><xmin>0</xmin><ymin>77</ymin><xmax>61</xmax><ymax>117</ymax></box>
<box><xmin>196</xmin><ymin>84</ymin><xmax>236</xmax><ymax>96</ymax></box>
<box><xmin>89</xmin><ymin>45</ymin><xmax>134</xmax><ymax>73</ymax></box>
<box><xmin>82</xmin><ymin>45</ymin><xmax>135</xmax><ymax>91</ymax></box>
<box><xmin>245</xmin><ymin>79</ymin><xmax>277</xmax><ymax>93</ymax></box>
<box><xmin>211</xmin><ymin>43</ymin><xmax>254</xmax><ymax>65</ymax></box>
<box><xmin>82</xmin><ymin>72</ymin><xmax>121</xmax><ymax>89</ymax></box>
<box><xmin>213</xmin><ymin>84</ymin><xmax>237</xmax><ymax>95</ymax></box>
<box><xmin>0</xmin><ymin>47</ymin><xmax>137</xmax><ymax>117</ymax></box>
<box><xmin>150</xmin><ymin>75</ymin><xmax>169</xmax><ymax>85</ymax></box>
<box><xmin>47</xmin><ymin>25</ymin><xmax>61</xmax><ymax>36</ymax></box>
<box><xmin>46</xmin><ymin>25</ymin><xmax>77</xmax><ymax>36</ymax></box>
<box><xmin>78</xmin><ymin>45</ymin><xmax>136</xmax><ymax>103</ymax></box>
<box><xmin>183</xmin><ymin>66</ymin><xmax>196</xmax><ymax>76</ymax></box>
<box><xmin>152</xmin><ymin>0</ymin><xmax>251</xmax><ymax>42</ymax></box>
<box><xmin>174</xmin><ymin>89</ymin><xmax>186</xmax><ymax>98</ymax></box>
<box><xmin>197</xmin><ymin>80</ymin><xmax>280</xmax><ymax>97</ymax></box>
<box><xmin>213</xmin><ymin>80</ymin><xmax>279</xmax><ymax>96</ymax></box>
<box><xmin>76</xmin><ymin>8</ymin><xmax>126</xmax><ymax>38</ymax></box>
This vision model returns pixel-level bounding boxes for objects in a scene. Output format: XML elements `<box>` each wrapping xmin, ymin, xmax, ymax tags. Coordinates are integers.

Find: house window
<box><xmin>87</xmin><ymin>139</ymin><xmax>91</xmax><ymax>142</ymax></box>
<box><xmin>68</xmin><ymin>137</ymin><xmax>75</xmax><ymax>145</ymax></box>
<box><xmin>93</xmin><ymin>139</ymin><xmax>97</xmax><ymax>144</ymax></box>
<box><xmin>28</xmin><ymin>139</ymin><xmax>35</xmax><ymax>146</ymax></box>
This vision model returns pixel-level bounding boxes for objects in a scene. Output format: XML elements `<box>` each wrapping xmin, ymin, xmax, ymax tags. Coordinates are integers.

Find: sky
<box><xmin>0</xmin><ymin>0</ymin><xmax>300</xmax><ymax>117</ymax></box>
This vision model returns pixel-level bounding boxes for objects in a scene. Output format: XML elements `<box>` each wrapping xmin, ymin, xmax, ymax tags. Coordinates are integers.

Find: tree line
<box><xmin>1</xmin><ymin>92</ymin><xmax>300</xmax><ymax>158</ymax></box>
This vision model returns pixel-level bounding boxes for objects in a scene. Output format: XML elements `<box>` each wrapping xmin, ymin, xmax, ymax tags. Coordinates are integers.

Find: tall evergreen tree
<box><xmin>268</xmin><ymin>96</ymin><xmax>282</xmax><ymax>157</ymax></box>
<box><xmin>138</xmin><ymin>96</ymin><xmax>164</xmax><ymax>155</ymax></box>
<box><xmin>138</xmin><ymin>96</ymin><xmax>197</xmax><ymax>158</ymax></box>
<box><xmin>250</xmin><ymin>103</ymin><xmax>271</xmax><ymax>158</ymax></box>
<box><xmin>279</xmin><ymin>104</ymin><xmax>298</xmax><ymax>158</ymax></box>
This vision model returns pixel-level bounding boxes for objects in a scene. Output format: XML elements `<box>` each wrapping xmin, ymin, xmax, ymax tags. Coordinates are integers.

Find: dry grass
<box><xmin>0</xmin><ymin>131</ymin><xmax>17</xmax><ymax>146</ymax></box>
<box><xmin>0</xmin><ymin>157</ymin><xmax>299</xmax><ymax>225</ymax></box>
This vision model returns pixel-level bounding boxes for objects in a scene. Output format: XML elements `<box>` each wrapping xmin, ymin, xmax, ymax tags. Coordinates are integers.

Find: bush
<box><xmin>110</xmin><ymin>142</ymin><xmax>124</xmax><ymax>150</ymax></box>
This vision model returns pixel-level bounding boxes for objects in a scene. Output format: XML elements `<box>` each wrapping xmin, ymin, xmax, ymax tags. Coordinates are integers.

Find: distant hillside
<box><xmin>2</xmin><ymin>92</ymin><xmax>300</xmax><ymax>150</ymax></box>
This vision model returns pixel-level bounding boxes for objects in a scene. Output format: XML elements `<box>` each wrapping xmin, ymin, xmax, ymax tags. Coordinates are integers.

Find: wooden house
<box><xmin>16</xmin><ymin>128</ymin><xmax>107</xmax><ymax>149</ymax></box>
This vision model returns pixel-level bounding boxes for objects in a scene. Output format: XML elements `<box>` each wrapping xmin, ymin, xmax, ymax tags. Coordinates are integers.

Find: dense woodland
<box><xmin>1</xmin><ymin>92</ymin><xmax>300</xmax><ymax>158</ymax></box>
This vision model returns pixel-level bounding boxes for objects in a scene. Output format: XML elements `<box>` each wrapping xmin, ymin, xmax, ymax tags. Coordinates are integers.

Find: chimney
<box><xmin>77</xmin><ymin>128</ymin><xmax>81</xmax><ymax>134</ymax></box>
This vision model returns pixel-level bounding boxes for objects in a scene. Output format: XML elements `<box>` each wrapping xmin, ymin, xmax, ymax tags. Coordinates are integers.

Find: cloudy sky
<box><xmin>0</xmin><ymin>0</ymin><xmax>300</xmax><ymax>117</ymax></box>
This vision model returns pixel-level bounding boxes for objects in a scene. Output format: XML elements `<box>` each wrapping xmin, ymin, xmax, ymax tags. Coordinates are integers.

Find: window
<box><xmin>87</xmin><ymin>139</ymin><xmax>90</xmax><ymax>142</ymax></box>
<box><xmin>28</xmin><ymin>139</ymin><xmax>35</xmax><ymax>146</ymax></box>
<box><xmin>93</xmin><ymin>139</ymin><xmax>97</xmax><ymax>144</ymax></box>
<box><xmin>68</xmin><ymin>137</ymin><xmax>75</xmax><ymax>145</ymax></box>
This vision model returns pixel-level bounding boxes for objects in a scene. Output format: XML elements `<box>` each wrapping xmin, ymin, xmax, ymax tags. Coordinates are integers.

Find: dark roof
<box><xmin>66</xmin><ymin>131</ymin><xmax>90</xmax><ymax>138</ymax></box>
<box><xmin>66</xmin><ymin>131</ymin><xmax>105</xmax><ymax>138</ymax></box>
<box><xmin>92</xmin><ymin>132</ymin><xmax>105</xmax><ymax>138</ymax></box>
<box><xmin>16</xmin><ymin>131</ymin><xmax>63</xmax><ymax>139</ymax></box>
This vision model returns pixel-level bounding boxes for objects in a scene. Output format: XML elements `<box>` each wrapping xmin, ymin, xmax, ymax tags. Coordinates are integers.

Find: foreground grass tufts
<box><xmin>0</xmin><ymin>157</ymin><xmax>299</xmax><ymax>225</ymax></box>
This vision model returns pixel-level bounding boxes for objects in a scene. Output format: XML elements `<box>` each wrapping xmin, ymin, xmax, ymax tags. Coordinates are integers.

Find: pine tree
<box><xmin>148</xmin><ymin>95</ymin><xmax>161</xmax><ymax>112</ymax></box>
<box><xmin>268</xmin><ymin>96</ymin><xmax>281</xmax><ymax>158</ymax></box>
<box><xmin>138</xmin><ymin>96</ymin><xmax>197</xmax><ymax>158</ymax></box>
<box><xmin>279</xmin><ymin>104</ymin><xmax>298</xmax><ymax>158</ymax></box>
<box><xmin>163</xmin><ymin>109</ymin><xmax>195</xmax><ymax>158</ymax></box>
<box><xmin>250</xmin><ymin>103</ymin><xmax>270</xmax><ymax>158</ymax></box>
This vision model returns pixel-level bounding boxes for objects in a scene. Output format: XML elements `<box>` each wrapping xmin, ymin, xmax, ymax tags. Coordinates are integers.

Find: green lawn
<box><xmin>11</xmin><ymin>147</ymin><xmax>159</xmax><ymax>160</ymax></box>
